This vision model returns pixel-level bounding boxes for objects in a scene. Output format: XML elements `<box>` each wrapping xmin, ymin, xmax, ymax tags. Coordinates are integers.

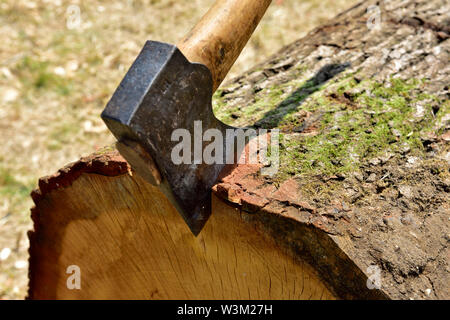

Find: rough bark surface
<box><xmin>213</xmin><ymin>0</ymin><xmax>449</xmax><ymax>299</ymax></box>
<box><xmin>28</xmin><ymin>0</ymin><xmax>449</xmax><ymax>300</ymax></box>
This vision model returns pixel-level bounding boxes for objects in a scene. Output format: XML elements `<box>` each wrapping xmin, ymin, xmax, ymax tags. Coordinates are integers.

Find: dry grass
<box><xmin>0</xmin><ymin>0</ymin><xmax>357</xmax><ymax>299</ymax></box>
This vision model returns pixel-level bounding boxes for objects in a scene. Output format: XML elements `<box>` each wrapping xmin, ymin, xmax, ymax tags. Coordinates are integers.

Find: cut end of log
<box><xmin>27</xmin><ymin>150</ymin><xmax>340</xmax><ymax>299</ymax></box>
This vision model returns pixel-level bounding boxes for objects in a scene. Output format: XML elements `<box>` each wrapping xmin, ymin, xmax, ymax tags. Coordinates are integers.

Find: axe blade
<box><xmin>101</xmin><ymin>41</ymin><xmax>230</xmax><ymax>235</ymax></box>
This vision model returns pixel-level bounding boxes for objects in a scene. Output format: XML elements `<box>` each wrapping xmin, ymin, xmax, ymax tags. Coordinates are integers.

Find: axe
<box><xmin>101</xmin><ymin>0</ymin><xmax>272</xmax><ymax>235</ymax></box>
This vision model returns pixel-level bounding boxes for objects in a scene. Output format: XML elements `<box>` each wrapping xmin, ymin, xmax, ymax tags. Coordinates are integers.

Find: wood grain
<box><xmin>28</xmin><ymin>168</ymin><xmax>335</xmax><ymax>299</ymax></box>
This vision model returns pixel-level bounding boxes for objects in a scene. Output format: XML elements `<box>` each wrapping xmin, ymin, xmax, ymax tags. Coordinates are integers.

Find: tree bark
<box><xmin>28</xmin><ymin>0</ymin><xmax>449</xmax><ymax>300</ymax></box>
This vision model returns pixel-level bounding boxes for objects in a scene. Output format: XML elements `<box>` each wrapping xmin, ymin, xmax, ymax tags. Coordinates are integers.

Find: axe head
<box><xmin>101</xmin><ymin>41</ymin><xmax>230</xmax><ymax>235</ymax></box>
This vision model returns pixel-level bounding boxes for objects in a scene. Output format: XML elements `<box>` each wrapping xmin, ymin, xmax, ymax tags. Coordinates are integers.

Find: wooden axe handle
<box><xmin>178</xmin><ymin>0</ymin><xmax>272</xmax><ymax>92</ymax></box>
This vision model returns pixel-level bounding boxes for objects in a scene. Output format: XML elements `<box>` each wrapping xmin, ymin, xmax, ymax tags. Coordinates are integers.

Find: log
<box><xmin>28</xmin><ymin>0</ymin><xmax>449</xmax><ymax>300</ymax></box>
<box><xmin>28</xmin><ymin>152</ymin><xmax>336</xmax><ymax>299</ymax></box>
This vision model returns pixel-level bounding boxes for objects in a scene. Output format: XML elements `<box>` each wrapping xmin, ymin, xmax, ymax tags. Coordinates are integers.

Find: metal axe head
<box><xmin>101</xmin><ymin>41</ymin><xmax>230</xmax><ymax>235</ymax></box>
<box><xmin>101</xmin><ymin>0</ymin><xmax>272</xmax><ymax>235</ymax></box>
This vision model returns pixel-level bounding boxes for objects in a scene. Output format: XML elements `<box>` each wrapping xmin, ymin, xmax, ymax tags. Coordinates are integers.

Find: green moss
<box><xmin>214</xmin><ymin>72</ymin><xmax>446</xmax><ymax>180</ymax></box>
<box><xmin>275</xmin><ymin>77</ymin><xmax>445</xmax><ymax>179</ymax></box>
<box><xmin>213</xmin><ymin>67</ymin><xmax>310</xmax><ymax>127</ymax></box>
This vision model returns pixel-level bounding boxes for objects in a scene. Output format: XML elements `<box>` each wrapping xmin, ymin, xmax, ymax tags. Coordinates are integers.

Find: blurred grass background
<box><xmin>0</xmin><ymin>0</ymin><xmax>357</xmax><ymax>299</ymax></box>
